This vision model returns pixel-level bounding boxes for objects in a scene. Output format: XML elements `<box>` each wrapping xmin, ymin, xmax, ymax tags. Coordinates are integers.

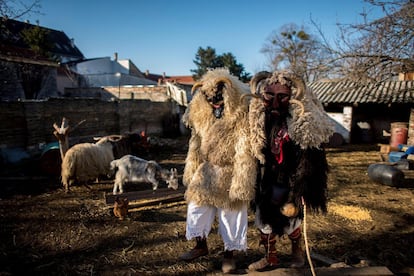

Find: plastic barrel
<box><xmin>39</xmin><ymin>142</ymin><xmax>62</xmax><ymax>175</ymax></box>
<box><xmin>367</xmin><ymin>164</ymin><xmax>404</xmax><ymax>187</ymax></box>
<box><xmin>390</xmin><ymin>122</ymin><xmax>408</xmax><ymax>148</ymax></box>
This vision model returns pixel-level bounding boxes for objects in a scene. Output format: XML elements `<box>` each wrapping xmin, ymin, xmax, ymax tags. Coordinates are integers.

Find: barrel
<box><xmin>390</xmin><ymin>122</ymin><xmax>408</xmax><ymax>148</ymax></box>
<box><xmin>39</xmin><ymin>142</ymin><xmax>61</xmax><ymax>175</ymax></box>
<box><xmin>367</xmin><ymin>164</ymin><xmax>404</xmax><ymax>187</ymax></box>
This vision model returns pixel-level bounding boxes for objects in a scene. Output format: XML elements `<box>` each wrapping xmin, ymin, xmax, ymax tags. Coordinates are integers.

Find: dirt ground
<box><xmin>0</xmin><ymin>136</ymin><xmax>413</xmax><ymax>276</ymax></box>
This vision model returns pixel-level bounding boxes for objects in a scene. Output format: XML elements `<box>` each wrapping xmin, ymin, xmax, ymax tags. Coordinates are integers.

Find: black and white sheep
<box><xmin>109</xmin><ymin>154</ymin><xmax>179</xmax><ymax>195</ymax></box>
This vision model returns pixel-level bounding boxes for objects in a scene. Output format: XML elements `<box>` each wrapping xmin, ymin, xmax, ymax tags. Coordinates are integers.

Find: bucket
<box><xmin>390</xmin><ymin>122</ymin><xmax>408</xmax><ymax>148</ymax></box>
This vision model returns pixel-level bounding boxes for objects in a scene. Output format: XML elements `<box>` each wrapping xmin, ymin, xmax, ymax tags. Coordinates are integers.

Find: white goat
<box><xmin>61</xmin><ymin>136</ymin><xmax>118</xmax><ymax>192</ymax></box>
<box><xmin>109</xmin><ymin>154</ymin><xmax>179</xmax><ymax>194</ymax></box>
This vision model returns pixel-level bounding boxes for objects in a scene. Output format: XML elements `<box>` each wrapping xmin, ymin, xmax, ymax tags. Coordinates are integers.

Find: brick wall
<box><xmin>0</xmin><ymin>97</ymin><xmax>175</xmax><ymax>155</ymax></box>
<box><xmin>64</xmin><ymin>85</ymin><xmax>170</xmax><ymax>101</ymax></box>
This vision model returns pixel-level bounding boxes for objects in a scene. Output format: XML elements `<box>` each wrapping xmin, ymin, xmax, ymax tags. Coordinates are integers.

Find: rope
<box><xmin>302</xmin><ymin>196</ymin><xmax>316</xmax><ymax>276</ymax></box>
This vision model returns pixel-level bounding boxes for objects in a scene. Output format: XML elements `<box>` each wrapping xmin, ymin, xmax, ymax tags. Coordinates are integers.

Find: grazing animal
<box><xmin>113</xmin><ymin>197</ymin><xmax>129</xmax><ymax>220</ymax></box>
<box><xmin>109</xmin><ymin>154</ymin><xmax>179</xmax><ymax>195</ymax></box>
<box><xmin>61</xmin><ymin>136</ymin><xmax>120</xmax><ymax>192</ymax></box>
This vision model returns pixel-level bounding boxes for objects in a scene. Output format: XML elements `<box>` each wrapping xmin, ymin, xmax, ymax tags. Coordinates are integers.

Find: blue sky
<box><xmin>23</xmin><ymin>0</ymin><xmax>384</xmax><ymax>76</ymax></box>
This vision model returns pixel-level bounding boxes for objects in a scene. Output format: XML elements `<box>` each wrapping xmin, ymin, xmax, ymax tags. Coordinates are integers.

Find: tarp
<box><xmin>166</xmin><ymin>82</ymin><xmax>192</xmax><ymax>107</ymax></box>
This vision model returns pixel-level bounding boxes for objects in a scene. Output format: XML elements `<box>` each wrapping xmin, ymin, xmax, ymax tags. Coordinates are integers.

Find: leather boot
<box><xmin>221</xmin><ymin>250</ymin><xmax>236</xmax><ymax>273</ymax></box>
<box><xmin>248</xmin><ymin>232</ymin><xmax>279</xmax><ymax>271</ymax></box>
<box><xmin>179</xmin><ymin>236</ymin><xmax>209</xmax><ymax>262</ymax></box>
<box><xmin>289</xmin><ymin>227</ymin><xmax>305</xmax><ymax>268</ymax></box>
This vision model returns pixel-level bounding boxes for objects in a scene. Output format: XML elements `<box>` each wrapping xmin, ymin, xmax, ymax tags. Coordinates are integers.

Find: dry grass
<box><xmin>329</xmin><ymin>203</ymin><xmax>373</xmax><ymax>222</ymax></box>
<box><xmin>0</xmin><ymin>141</ymin><xmax>413</xmax><ymax>275</ymax></box>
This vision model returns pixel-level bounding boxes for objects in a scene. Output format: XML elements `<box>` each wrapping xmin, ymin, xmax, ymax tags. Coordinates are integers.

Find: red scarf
<box><xmin>271</xmin><ymin>126</ymin><xmax>289</xmax><ymax>164</ymax></box>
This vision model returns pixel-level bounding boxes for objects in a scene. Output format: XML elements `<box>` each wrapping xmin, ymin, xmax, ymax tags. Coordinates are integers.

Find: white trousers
<box><xmin>185</xmin><ymin>201</ymin><xmax>248</xmax><ymax>251</ymax></box>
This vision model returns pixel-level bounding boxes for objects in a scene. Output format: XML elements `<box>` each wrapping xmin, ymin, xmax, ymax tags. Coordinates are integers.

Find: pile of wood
<box><xmin>105</xmin><ymin>186</ymin><xmax>186</xmax><ymax>213</ymax></box>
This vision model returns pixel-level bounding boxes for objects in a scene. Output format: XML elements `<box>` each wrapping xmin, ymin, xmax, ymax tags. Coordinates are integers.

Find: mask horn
<box><xmin>250</xmin><ymin>71</ymin><xmax>271</xmax><ymax>94</ymax></box>
<box><xmin>289</xmin><ymin>75</ymin><xmax>306</xmax><ymax>100</ymax></box>
<box><xmin>191</xmin><ymin>82</ymin><xmax>203</xmax><ymax>95</ymax></box>
<box><xmin>214</xmin><ymin>77</ymin><xmax>232</xmax><ymax>90</ymax></box>
<box><xmin>289</xmin><ymin>99</ymin><xmax>305</xmax><ymax>116</ymax></box>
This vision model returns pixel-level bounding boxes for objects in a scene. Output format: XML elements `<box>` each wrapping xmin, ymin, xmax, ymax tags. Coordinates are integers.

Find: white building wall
<box><xmin>327</xmin><ymin>106</ymin><xmax>353</xmax><ymax>143</ymax></box>
<box><xmin>74</xmin><ymin>57</ymin><xmax>128</xmax><ymax>75</ymax></box>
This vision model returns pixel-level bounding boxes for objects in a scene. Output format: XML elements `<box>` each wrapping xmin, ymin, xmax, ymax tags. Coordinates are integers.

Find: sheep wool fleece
<box><xmin>182</xmin><ymin>68</ymin><xmax>256</xmax><ymax>211</ymax></box>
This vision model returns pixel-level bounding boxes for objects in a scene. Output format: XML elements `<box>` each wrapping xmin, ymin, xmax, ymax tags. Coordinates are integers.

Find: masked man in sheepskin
<box><xmin>247</xmin><ymin>70</ymin><xmax>334</xmax><ymax>271</ymax></box>
<box><xmin>179</xmin><ymin>68</ymin><xmax>256</xmax><ymax>273</ymax></box>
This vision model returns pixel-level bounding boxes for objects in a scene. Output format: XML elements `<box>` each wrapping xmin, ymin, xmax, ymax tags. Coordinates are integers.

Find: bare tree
<box><xmin>0</xmin><ymin>0</ymin><xmax>41</xmax><ymax>19</ymax></box>
<box><xmin>316</xmin><ymin>0</ymin><xmax>414</xmax><ymax>82</ymax></box>
<box><xmin>261</xmin><ymin>23</ymin><xmax>332</xmax><ymax>82</ymax></box>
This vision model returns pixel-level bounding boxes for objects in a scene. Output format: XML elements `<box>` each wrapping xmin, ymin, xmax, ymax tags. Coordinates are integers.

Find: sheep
<box><xmin>61</xmin><ymin>136</ymin><xmax>120</xmax><ymax>192</ymax></box>
<box><xmin>109</xmin><ymin>154</ymin><xmax>179</xmax><ymax>195</ymax></box>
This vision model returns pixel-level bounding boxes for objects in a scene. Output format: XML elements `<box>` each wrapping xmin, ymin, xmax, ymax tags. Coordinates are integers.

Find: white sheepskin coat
<box><xmin>182</xmin><ymin>68</ymin><xmax>256</xmax><ymax>210</ymax></box>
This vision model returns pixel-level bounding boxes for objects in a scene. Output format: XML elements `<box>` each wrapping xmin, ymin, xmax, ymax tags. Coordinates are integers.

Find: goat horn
<box><xmin>250</xmin><ymin>71</ymin><xmax>271</xmax><ymax>94</ymax></box>
<box><xmin>107</xmin><ymin>135</ymin><xmax>123</xmax><ymax>142</ymax></box>
<box><xmin>191</xmin><ymin>82</ymin><xmax>203</xmax><ymax>95</ymax></box>
<box><xmin>289</xmin><ymin>99</ymin><xmax>305</xmax><ymax>116</ymax></box>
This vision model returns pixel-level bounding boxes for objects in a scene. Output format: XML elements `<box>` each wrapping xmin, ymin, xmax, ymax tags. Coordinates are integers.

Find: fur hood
<box><xmin>182</xmin><ymin>68</ymin><xmax>256</xmax><ymax>210</ymax></box>
<box><xmin>249</xmin><ymin>70</ymin><xmax>335</xmax><ymax>164</ymax></box>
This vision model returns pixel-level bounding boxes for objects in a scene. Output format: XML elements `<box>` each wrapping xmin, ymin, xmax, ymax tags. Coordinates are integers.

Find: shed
<box><xmin>309</xmin><ymin>80</ymin><xmax>414</xmax><ymax>144</ymax></box>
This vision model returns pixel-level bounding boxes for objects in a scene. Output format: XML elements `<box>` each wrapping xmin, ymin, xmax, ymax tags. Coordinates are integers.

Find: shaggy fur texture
<box><xmin>61</xmin><ymin>137</ymin><xmax>114</xmax><ymax>192</ymax></box>
<box><xmin>182</xmin><ymin>68</ymin><xmax>256</xmax><ymax>210</ymax></box>
<box><xmin>286</xmin><ymin>86</ymin><xmax>335</xmax><ymax>149</ymax></box>
<box><xmin>249</xmin><ymin>71</ymin><xmax>335</xmax><ymax>163</ymax></box>
<box><xmin>248</xmin><ymin>70</ymin><xmax>334</xmax><ymax>235</ymax></box>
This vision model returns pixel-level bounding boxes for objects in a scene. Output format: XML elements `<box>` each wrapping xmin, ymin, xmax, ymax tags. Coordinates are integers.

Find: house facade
<box><xmin>66</xmin><ymin>53</ymin><xmax>157</xmax><ymax>88</ymax></box>
<box><xmin>309</xmin><ymin>80</ymin><xmax>414</xmax><ymax>145</ymax></box>
<box><xmin>0</xmin><ymin>18</ymin><xmax>85</xmax><ymax>100</ymax></box>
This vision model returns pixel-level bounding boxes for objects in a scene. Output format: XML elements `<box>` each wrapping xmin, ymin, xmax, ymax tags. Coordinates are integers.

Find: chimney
<box><xmin>70</xmin><ymin>38</ymin><xmax>75</xmax><ymax>48</ymax></box>
<box><xmin>114</xmin><ymin>52</ymin><xmax>118</xmax><ymax>61</ymax></box>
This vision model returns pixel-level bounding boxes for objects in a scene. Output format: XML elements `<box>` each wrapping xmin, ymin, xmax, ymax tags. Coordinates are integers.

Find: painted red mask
<box><xmin>263</xmin><ymin>83</ymin><xmax>291</xmax><ymax>118</ymax></box>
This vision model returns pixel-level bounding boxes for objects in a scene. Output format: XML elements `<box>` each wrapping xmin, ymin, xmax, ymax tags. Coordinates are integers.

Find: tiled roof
<box><xmin>309</xmin><ymin>80</ymin><xmax>414</xmax><ymax>104</ymax></box>
<box><xmin>165</xmin><ymin>75</ymin><xmax>194</xmax><ymax>85</ymax></box>
<box><xmin>0</xmin><ymin>44</ymin><xmax>58</xmax><ymax>66</ymax></box>
<box><xmin>0</xmin><ymin>18</ymin><xmax>84</xmax><ymax>63</ymax></box>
